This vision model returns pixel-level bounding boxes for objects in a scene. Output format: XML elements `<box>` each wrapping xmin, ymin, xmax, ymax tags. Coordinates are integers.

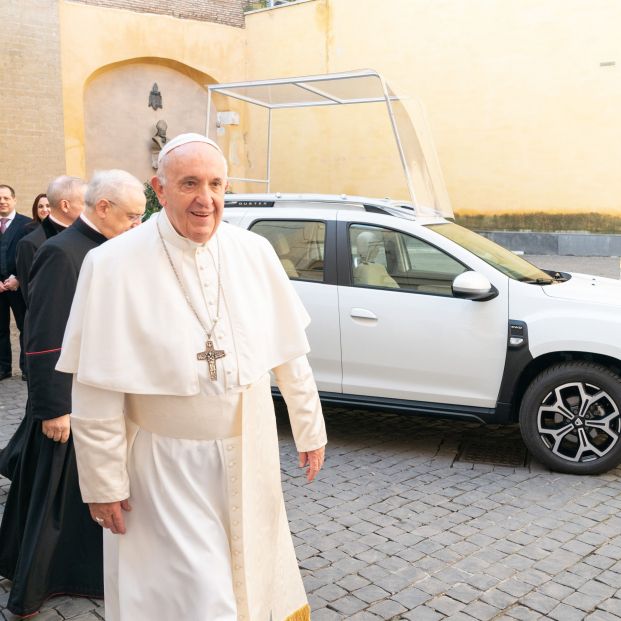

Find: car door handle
<box><xmin>350</xmin><ymin>308</ymin><xmax>378</xmax><ymax>320</ymax></box>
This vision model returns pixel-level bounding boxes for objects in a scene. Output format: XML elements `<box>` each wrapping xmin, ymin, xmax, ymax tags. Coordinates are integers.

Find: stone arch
<box><xmin>83</xmin><ymin>57</ymin><xmax>219</xmax><ymax>183</ymax></box>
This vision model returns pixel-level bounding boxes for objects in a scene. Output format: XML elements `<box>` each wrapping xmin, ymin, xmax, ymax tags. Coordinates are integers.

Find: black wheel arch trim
<box><xmin>495</xmin><ymin>319</ymin><xmax>534</xmax><ymax>422</ymax></box>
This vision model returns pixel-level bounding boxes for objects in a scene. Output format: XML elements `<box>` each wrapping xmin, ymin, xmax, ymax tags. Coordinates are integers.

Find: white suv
<box><xmin>224</xmin><ymin>193</ymin><xmax>621</xmax><ymax>475</ymax></box>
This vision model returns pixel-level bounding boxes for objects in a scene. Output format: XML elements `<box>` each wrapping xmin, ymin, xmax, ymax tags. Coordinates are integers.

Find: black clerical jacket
<box><xmin>16</xmin><ymin>217</ymin><xmax>66</xmax><ymax>304</ymax></box>
<box><xmin>25</xmin><ymin>218</ymin><xmax>107</xmax><ymax>421</ymax></box>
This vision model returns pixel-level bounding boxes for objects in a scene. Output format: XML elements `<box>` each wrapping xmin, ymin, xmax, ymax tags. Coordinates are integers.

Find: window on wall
<box><xmin>249</xmin><ymin>220</ymin><xmax>326</xmax><ymax>282</ymax></box>
<box><xmin>349</xmin><ymin>224</ymin><xmax>468</xmax><ymax>295</ymax></box>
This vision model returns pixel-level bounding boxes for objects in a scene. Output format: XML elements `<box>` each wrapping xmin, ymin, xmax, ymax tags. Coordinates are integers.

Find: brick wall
<box><xmin>69</xmin><ymin>0</ymin><xmax>246</xmax><ymax>27</ymax></box>
<box><xmin>0</xmin><ymin>0</ymin><xmax>67</xmax><ymax>214</ymax></box>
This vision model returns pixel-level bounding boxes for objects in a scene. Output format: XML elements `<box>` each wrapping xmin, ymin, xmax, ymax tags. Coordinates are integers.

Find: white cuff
<box><xmin>273</xmin><ymin>356</ymin><xmax>327</xmax><ymax>453</ymax></box>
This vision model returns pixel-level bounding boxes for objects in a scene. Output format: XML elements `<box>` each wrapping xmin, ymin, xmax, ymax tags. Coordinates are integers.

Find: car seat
<box><xmin>353</xmin><ymin>231</ymin><xmax>399</xmax><ymax>288</ymax></box>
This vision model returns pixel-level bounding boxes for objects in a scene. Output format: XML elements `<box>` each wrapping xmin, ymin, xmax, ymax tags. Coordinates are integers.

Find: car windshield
<box><xmin>427</xmin><ymin>222</ymin><xmax>555</xmax><ymax>283</ymax></box>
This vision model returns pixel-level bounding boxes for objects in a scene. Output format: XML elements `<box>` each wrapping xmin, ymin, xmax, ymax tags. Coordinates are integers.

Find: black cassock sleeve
<box><xmin>26</xmin><ymin>243</ymin><xmax>79</xmax><ymax>420</ymax></box>
<box><xmin>16</xmin><ymin>236</ymin><xmax>37</xmax><ymax>304</ymax></box>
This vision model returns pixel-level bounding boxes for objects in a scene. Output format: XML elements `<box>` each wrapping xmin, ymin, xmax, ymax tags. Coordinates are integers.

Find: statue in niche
<box><xmin>151</xmin><ymin>120</ymin><xmax>168</xmax><ymax>169</ymax></box>
<box><xmin>148</xmin><ymin>83</ymin><xmax>163</xmax><ymax>110</ymax></box>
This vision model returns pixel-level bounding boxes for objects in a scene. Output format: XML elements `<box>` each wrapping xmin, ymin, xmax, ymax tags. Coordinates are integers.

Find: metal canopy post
<box><xmin>266</xmin><ymin>108</ymin><xmax>272</xmax><ymax>193</ymax></box>
<box><xmin>206</xmin><ymin>87</ymin><xmax>212</xmax><ymax>137</ymax></box>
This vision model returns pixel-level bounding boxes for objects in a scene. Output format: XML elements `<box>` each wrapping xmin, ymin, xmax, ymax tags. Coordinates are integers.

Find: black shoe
<box><xmin>0</xmin><ymin>371</ymin><xmax>11</xmax><ymax>381</ymax></box>
<box><xmin>21</xmin><ymin>374</ymin><xmax>28</xmax><ymax>381</ymax></box>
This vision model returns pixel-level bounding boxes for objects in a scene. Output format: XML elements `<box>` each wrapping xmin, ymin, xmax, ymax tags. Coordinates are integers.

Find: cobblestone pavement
<box><xmin>1</xmin><ymin>255</ymin><xmax>620</xmax><ymax>620</ymax></box>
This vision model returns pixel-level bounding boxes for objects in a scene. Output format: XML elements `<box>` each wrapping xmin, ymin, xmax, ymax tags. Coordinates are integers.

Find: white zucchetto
<box><xmin>158</xmin><ymin>133</ymin><xmax>223</xmax><ymax>166</ymax></box>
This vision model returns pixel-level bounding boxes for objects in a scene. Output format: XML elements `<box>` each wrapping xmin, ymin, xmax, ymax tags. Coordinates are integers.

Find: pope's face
<box><xmin>153</xmin><ymin>143</ymin><xmax>226</xmax><ymax>244</ymax></box>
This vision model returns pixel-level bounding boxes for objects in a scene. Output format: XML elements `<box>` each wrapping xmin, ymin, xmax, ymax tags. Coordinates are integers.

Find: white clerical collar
<box><xmin>157</xmin><ymin>208</ymin><xmax>218</xmax><ymax>252</ymax></box>
<box><xmin>48</xmin><ymin>213</ymin><xmax>66</xmax><ymax>227</ymax></box>
<box><xmin>80</xmin><ymin>213</ymin><xmax>102</xmax><ymax>233</ymax></box>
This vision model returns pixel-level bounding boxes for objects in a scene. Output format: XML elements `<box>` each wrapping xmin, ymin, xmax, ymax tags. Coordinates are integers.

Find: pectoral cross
<box><xmin>197</xmin><ymin>340</ymin><xmax>226</xmax><ymax>381</ymax></box>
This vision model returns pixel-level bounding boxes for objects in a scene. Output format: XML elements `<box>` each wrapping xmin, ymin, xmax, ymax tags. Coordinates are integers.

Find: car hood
<box><xmin>543</xmin><ymin>272</ymin><xmax>621</xmax><ymax>307</ymax></box>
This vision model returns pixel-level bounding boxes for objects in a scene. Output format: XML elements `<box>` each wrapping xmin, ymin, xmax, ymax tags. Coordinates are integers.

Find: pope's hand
<box><xmin>41</xmin><ymin>414</ymin><xmax>71</xmax><ymax>443</ymax></box>
<box><xmin>299</xmin><ymin>446</ymin><xmax>325</xmax><ymax>482</ymax></box>
<box><xmin>89</xmin><ymin>500</ymin><xmax>132</xmax><ymax>535</ymax></box>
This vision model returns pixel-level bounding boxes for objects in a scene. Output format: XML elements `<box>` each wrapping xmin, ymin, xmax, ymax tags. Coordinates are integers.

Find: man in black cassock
<box><xmin>0</xmin><ymin>176</ymin><xmax>87</xmax><ymax>482</ymax></box>
<box><xmin>0</xmin><ymin>169</ymin><xmax>146</xmax><ymax>617</ymax></box>
<box><xmin>16</xmin><ymin>176</ymin><xmax>87</xmax><ymax>304</ymax></box>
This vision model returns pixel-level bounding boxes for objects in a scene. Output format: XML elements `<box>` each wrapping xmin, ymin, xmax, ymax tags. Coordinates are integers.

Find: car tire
<box><xmin>519</xmin><ymin>361</ymin><xmax>621</xmax><ymax>475</ymax></box>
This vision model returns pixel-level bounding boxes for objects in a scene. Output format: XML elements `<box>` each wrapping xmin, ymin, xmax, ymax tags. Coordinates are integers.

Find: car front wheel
<box><xmin>519</xmin><ymin>362</ymin><xmax>621</xmax><ymax>475</ymax></box>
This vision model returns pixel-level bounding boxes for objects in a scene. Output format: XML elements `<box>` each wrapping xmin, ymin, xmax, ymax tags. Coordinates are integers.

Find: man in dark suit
<box><xmin>16</xmin><ymin>176</ymin><xmax>86</xmax><ymax>304</ymax></box>
<box><xmin>0</xmin><ymin>184</ymin><xmax>32</xmax><ymax>380</ymax></box>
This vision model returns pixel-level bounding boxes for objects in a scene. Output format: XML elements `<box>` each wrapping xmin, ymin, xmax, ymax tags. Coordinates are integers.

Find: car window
<box><xmin>249</xmin><ymin>220</ymin><xmax>326</xmax><ymax>282</ymax></box>
<box><xmin>427</xmin><ymin>222</ymin><xmax>554</xmax><ymax>283</ymax></box>
<box><xmin>349</xmin><ymin>224</ymin><xmax>468</xmax><ymax>295</ymax></box>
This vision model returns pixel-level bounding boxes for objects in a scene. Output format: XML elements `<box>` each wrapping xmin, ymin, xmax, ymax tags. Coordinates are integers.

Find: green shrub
<box><xmin>143</xmin><ymin>182</ymin><xmax>162</xmax><ymax>220</ymax></box>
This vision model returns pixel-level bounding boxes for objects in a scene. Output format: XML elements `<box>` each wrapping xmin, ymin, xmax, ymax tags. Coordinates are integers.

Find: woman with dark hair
<box><xmin>27</xmin><ymin>194</ymin><xmax>50</xmax><ymax>230</ymax></box>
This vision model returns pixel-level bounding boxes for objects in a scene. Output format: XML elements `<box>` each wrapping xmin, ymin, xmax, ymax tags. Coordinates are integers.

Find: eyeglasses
<box><xmin>108</xmin><ymin>200</ymin><xmax>143</xmax><ymax>223</ymax></box>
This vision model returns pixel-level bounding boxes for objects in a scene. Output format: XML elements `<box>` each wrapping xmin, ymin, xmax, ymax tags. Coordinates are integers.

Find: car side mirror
<box><xmin>452</xmin><ymin>271</ymin><xmax>498</xmax><ymax>301</ymax></box>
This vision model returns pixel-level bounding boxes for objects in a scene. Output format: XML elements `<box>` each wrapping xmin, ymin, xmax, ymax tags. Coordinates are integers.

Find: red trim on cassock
<box><xmin>25</xmin><ymin>347</ymin><xmax>62</xmax><ymax>356</ymax></box>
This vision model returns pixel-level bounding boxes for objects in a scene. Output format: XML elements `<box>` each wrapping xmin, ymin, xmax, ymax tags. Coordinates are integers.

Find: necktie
<box><xmin>0</xmin><ymin>218</ymin><xmax>8</xmax><ymax>234</ymax></box>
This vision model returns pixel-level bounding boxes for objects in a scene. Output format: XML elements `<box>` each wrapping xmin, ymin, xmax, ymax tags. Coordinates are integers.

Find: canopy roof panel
<box><xmin>208</xmin><ymin>70</ymin><xmax>391</xmax><ymax>109</ymax></box>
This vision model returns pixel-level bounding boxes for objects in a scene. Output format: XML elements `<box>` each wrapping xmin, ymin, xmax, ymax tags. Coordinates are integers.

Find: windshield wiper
<box><xmin>520</xmin><ymin>277</ymin><xmax>555</xmax><ymax>285</ymax></box>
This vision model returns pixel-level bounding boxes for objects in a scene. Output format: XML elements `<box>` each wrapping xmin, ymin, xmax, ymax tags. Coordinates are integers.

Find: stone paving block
<box><xmin>391</xmin><ymin>586</ymin><xmax>430</xmax><ymax>609</ymax></box>
<box><xmin>596</xmin><ymin>570</ymin><xmax>621</xmax><ymax>589</ymax></box>
<box><xmin>481</xmin><ymin>588</ymin><xmax>518</xmax><ymax>609</ymax></box>
<box><xmin>463</xmin><ymin>573</ymin><xmax>500</xmax><ymax>591</ymax></box>
<box><xmin>596</xmin><ymin>596</ymin><xmax>621</xmax><ymax>616</ymax></box>
<box><xmin>578</xmin><ymin>579</ymin><xmax>616</xmax><ymax>601</ymax></box>
<box><xmin>346</xmin><ymin>610</ymin><xmax>384</xmax><ymax>621</ymax></box>
<box><xmin>534</xmin><ymin>549</ymin><xmax>583</xmax><ymax>574</ymax></box>
<box><xmin>352</xmin><ymin>585</ymin><xmax>391</xmax><ymax>605</ymax></box>
<box><xmin>572</xmin><ymin>562</ymin><xmax>606</xmax><ymax>579</ymax></box>
<box><xmin>586</xmin><ymin>612</ymin><xmax>621</xmax><ymax>621</ymax></box>
<box><xmin>312</xmin><ymin>607</ymin><xmax>342</xmax><ymax>621</ymax></box>
<box><xmin>365</xmin><ymin>598</ymin><xmax>408</xmax><ymax>619</ymax></box>
<box><xmin>586</xmin><ymin>555</ymin><xmax>617</xmax><ymax>570</ymax></box>
<box><xmin>428</xmin><ymin>595</ymin><xmax>466</xmax><ymax>616</ymax></box>
<box><xmin>518</xmin><ymin>590</ymin><xmax>559</xmax><ymax>615</ymax></box>
<box><xmin>555</xmin><ymin>570</ymin><xmax>590</xmax><ymax>590</ymax></box>
<box><xmin>400</xmin><ymin>605</ymin><xmax>444</xmax><ymax>620</ymax></box>
<box><xmin>498</xmin><ymin>579</ymin><xmax>534</xmax><ymax>598</ymax></box>
<box><xmin>445</xmin><ymin>584</ymin><xmax>481</xmax><ymax>604</ymax></box>
<box><xmin>313</xmin><ymin>583</ymin><xmax>348</xmax><ymax>603</ymax></box>
<box><xmin>461</xmin><ymin>600</ymin><xmax>500</xmax><ymax>621</ymax></box>
<box><xmin>329</xmin><ymin>594</ymin><xmax>367</xmax><ymax>616</ymax></box>
<box><xmin>548</xmin><ymin>602</ymin><xmax>590</xmax><ymax>621</ymax></box>
<box><xmin>505</xmin><ymin>605</ymin><xmax>541</xmax><ymax>620</ymax></box>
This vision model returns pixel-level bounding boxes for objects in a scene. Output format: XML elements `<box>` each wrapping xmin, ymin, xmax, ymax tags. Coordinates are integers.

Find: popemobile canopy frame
<box><xmin>207</xmin><ymin>70</ymin><xmax>453</xmax><ymax>218</ymax></box>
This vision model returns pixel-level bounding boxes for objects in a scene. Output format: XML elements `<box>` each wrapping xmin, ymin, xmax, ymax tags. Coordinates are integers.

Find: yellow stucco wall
<box><xmin>60</xmin><ymin>0</ymin><xmax>621</xmax><ymax>215</ymax></box>
<box><xmin>244</xmin><ymin>0</ymin><xmax>621</xmax><ymax>215</ymax></box>
<box><xmin>59</xmin><ymin>0</ymin><xmax>245</xmax><ymax>177</ymax></box>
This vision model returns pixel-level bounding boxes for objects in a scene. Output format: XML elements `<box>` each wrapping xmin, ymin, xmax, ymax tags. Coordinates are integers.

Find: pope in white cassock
<box><xmin>56</xmin><ymin>133</ymin><xmax>328</xmax><ymax>621</ymax></box>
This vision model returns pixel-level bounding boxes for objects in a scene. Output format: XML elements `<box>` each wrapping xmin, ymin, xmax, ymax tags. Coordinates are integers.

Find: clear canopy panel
<box><xmin>208</xmin><ymin>70</ymin><xmax>453</xmax><ymax>218</ymax></box>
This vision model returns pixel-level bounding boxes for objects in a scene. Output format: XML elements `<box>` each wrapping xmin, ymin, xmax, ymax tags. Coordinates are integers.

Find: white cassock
<box><xmin>56</xmin><ymin>210</ymin><xmax>327</xmax><ymax>621</ymax></box>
